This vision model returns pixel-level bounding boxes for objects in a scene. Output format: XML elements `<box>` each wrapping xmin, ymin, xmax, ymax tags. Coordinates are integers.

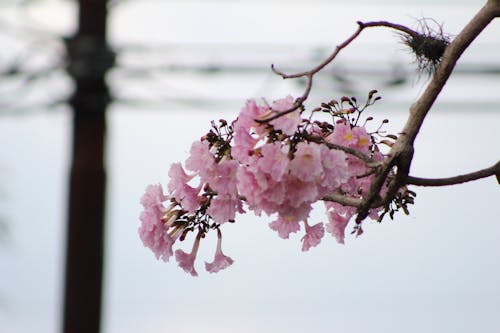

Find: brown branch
<box><xmin>407</xmin><ymin>161</ymin><xmax>500</xmax><ymax>186</ymax></box>
<box><xmin>322</xmin><ymin>191</ymin><xmax>384</xmax><ymax>208</ymax></box>
<box><xmin>306</xmin><ymin>134</ymin><xmax>376</xmax><ymax>164</ymax></box>
<box><xmin>355</xmin><ymin>0</ymin><xmax>500</xmax><ymax>223</ymax></box>
<box><xmin>322</xmin><ymin>192</ymin><xmax>362</xmax><ymax>207</ymax></box>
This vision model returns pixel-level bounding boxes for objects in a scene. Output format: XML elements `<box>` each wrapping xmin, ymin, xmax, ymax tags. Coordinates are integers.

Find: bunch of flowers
<box><xmin>139</xmin><ymin>91</ymin><xmax>409</xmax><ymax>276</ymax></box>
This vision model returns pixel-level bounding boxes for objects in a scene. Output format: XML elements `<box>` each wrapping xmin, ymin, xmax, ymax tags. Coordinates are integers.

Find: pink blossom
<box><xmin>352</xmin><ymin>126</ymin><xmax>371</xmax><ymax>152</ymax></box>
<box><xmin>235</xmin><ymin>99</ymin><xmax>266</xmax><ymax>132</ymax></box>
<box><xmin>138</xmin><ymin>184</ymin><xmax>175</xmax><ymax>261</ymax></box>
<box><xmin>185</xmin><ymin>140</ymin><xmax>216</xmax><ymax>175</ymax></box>
<box><xmin>289</xmin><ymin>142</ymin><xmax>323</xmax><ymax>182</ymax></box>
<box><xmin>284</xmin><ymin>176</ymin><xmax>318</xmax><ymax>208</ymax></box>
<box><xmin>269</xmin><ymin>215</ymin><xmax>301</xmax><ymax>239</ymax></box>
<box><xmin>232</xmin><ymin>129</ymin><xmax>257</xmax><ymax>163</ymax></box>
<box><xmin>211</xmin><ymin>159</ymin><xmax>239</xmax><ymax>197</ymax></box>
<box><xmin>326</xmin><ymin>211</ymin><xmax>351</xmax><ymax>244</ymax></box>
<box><xmin>175</xmin><ymin>231</ymin><xmax>203</xmax><ymax>277</ymax></box>
<box><xmin>236</xmin><ymin>163</ymin><xmax>271</xmax><ymax>199</ymax></box>
<box><xmin>320</xmin><ymin>146</ymin><xmax>349</xmax><ymax>188</ymax></box>
<box><xmin>175</xmin><ymin>185</ymin><xmax>200</xmax><ymax>213</ymax></box>
<box><xmin>167</xmin><ymin>162</ymin><xmax>200</xmax><ymax>213</ymax></box>
<box><xmin>257</xmin><ymin>142</ymin><xmax>290</xmax><ymax>181</ymax></box>
<box><xmin>301</xmin><ymin>221</ymin><xmax>325</xmax><ymax>252</ymax></box>
<box><xmin>269</xmin><ymin>96</ymin><xmax>301</xmax><ymax>136</ymax></box>
<box><xmin>236</xmin><ymin>166</ymin><xmax>260</xmax><ymax>196</ymax></box>
<box><xmin>205</xmin><ymin>229</ymin><xmax>234</xmax><ymax>273</ymax></box>
<box><xmin>140</xmin><ymin>184</ymin><xmax>166</xmax><ymax>209</ymax></box>
<box><xmin>206</xmin><ymin>194</ymin><xmax>242</xmax><ymax>223</ymax></box>
<box><xmin>139</xmin><ymin>210</ymin><xmax>174</xmax><ymax>261</ymax></box>
<box><xmin>167</xmin><ymin>163</ymin><xmax>193</xmax><ymax>193</ymax></box>
<box><xmin>234</xmin><ymin>99</ymin><xmax>271</xmax><ymax>137</ymax></box>
<box><xmin>328</xmin><ymin>122</ymin><xmax>354</xmax><ymax>146</ymax></box>
<box><xmin>277</xmin><ymin>202</ymin><xmax>312</xmax><ymax>224</ymax></box>
<box><xmin>325</xmin><ymin>201</ymin><xmax>356</xmax><ymax>217</ymax></box>
<box><xmin>260</xmin><ymin>178</ymin><xmax>286</xmax><ymax>206</ymax></box>
<box><xmin>175</xmin><ymin>250</ymin><xmax>197</xmax><ymax>276</ymax></box>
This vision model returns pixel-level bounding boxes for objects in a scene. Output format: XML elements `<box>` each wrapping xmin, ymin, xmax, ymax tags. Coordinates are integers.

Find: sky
<box><xmin>0</xmin><ymin>1</ymin><xmax>499</xmax><ymax>333</ymax></box>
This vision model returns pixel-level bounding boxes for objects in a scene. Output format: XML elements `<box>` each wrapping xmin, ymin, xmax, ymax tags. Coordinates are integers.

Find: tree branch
<box><xmin>256</xmin><ymin>21</ymin><xmax>421</xmax><ymax>123</ymax></box>
<box><xmin>306</xmin><ymin>133</ymin><xmax>376</xmax><ymax>165</ymax></box>
<box><xmin>407</xmin><ymin>161</ymin><xmax>500</xmax><ymax>186</ymax></box>
<box><xmin>355</xmin><ymin>0</ymin><xmax>500</xmax><ymax>223</ymax></box>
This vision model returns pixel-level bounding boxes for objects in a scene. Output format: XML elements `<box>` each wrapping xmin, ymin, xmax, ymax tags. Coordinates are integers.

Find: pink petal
<box><xmin>175</xmin><ymin>249</ymin><xmax>198</xmax><ymax>277</ymax></box>
<box><xmin>269</xmin><ymin>216</ymin><xmax>301</xmax><ymax>239</ymax></box>
<box><xmin>301</xmin><ymin>222</ymin><xmax>325</xmax><ymax>252</ymax></box>
<box><xmin>205</xmin><ymin>252</ymin><xmax>234</xmax><ymax>273</ymax></box>
<box><xmin>326</xmin><ymin>212</ymin><xmax>351</xmax><ymax>244</ymax></box>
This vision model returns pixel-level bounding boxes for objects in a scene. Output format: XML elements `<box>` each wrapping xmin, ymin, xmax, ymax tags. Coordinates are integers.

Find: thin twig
<box><xmin>322</xmin><ymin>191</ymin><xmax>384</xmax><ymax>208</ymax></box>
<box><xmin>306</xmin><ymin>133</ymin><xmax>375</xmax><ymax>164</ymax></box>
<box><xmin>256</xmin><ymin>21</ymin><xmax>420</xmax><ymax>124</ymax></box>
<box><xmin>407</xmin><ymin>161</ymin><xmax>500</xmax><ymax>186</ymax></box>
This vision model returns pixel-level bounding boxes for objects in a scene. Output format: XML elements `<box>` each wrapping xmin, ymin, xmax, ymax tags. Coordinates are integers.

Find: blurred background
<box><xmin>0</xmin><ymin>0</ymin><xmax>499</xmax><ymax>333</ymax></box>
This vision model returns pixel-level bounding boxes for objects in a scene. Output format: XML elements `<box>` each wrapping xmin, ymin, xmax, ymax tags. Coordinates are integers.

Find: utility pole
<box><xmin>62</xmin><ymin>1</ymin><xmax>114</xmax><ymax>332</ymax></box>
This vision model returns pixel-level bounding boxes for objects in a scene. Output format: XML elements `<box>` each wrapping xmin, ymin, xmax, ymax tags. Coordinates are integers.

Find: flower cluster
<box><xmin>139</xmin><ymin>92</ymin><xmax>406</xmax><ymax>275</ymax></box>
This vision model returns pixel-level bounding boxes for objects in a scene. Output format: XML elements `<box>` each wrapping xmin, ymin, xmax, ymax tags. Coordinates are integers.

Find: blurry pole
<box><xmin>62</xmin><ymin>1</ymin><xmax>114</xmax><ymax>333</ymax></box>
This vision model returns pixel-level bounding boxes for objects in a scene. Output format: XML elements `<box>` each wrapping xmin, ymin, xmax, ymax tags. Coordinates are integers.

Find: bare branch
<box><xmin>322</xmin><ymin>192</ymin><xmax>362</xmax><ymax>207</ymax></box>
<box><xmin>407</xmin><ymin>161</ymin><xmax>500</xmax><ymax>186</ymax></box>
<box><xmin>322</xmin><ymin>190</ymin><xmax>384</xmax><ymax>208</ymax></box>
<box><xmin>306</xmin><ymin>134</ymin><xmax>376</xmax><ymax>164</ymax></box>
<box><xmin>257</xmin><ymin>21</ymin><xmax>421</xmax><ymax>124</ymax></box>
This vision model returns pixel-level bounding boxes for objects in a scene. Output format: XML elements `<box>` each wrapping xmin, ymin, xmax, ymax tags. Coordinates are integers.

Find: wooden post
<box><xmin>62</xmin><ymin>1</ymin><xmax>114</xmax><ymax>332</ymax></box>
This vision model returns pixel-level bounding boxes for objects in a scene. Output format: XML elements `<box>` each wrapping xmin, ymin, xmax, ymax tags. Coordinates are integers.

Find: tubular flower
<box><xmin>175</xmin><ymin>231</ymin><xmax>203</xmax><ymax>277</ymax></box>
<box><xmin>205</xmin><ymin>229</ymin><xmax>234</xmax><ymax>273</ymax></box>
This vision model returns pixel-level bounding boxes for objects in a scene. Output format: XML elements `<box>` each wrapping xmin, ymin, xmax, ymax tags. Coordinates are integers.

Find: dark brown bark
<box><xmin>62</xmin><ymin>1</ymin><xmax>114</xmax><ymax>333</ymax></box>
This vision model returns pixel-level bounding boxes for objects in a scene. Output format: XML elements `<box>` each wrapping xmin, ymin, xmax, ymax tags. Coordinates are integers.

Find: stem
<box><xmin>407</xmin><ymin>161</ymin><xmax>500</xmax><ymax>186</ymax></box>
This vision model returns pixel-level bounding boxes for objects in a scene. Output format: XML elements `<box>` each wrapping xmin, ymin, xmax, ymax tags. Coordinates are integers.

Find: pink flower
<box><xmin>284</xmin><ymin>176</ymin><xmax>318</xmax><ymax>207</ymax></box>
<box><xmin>210</xmin><ymin>159</ymin><xmax>239</xmax><ymax>197</ymax></box>
<box><xmin>167</xmin><ymin>163</ymin><xmax>192</xmax><ymax>192</ymax></box>
<box><xmin>269</xmin><ymin>96</ymin><xmax>301</xmax><ymax>136</ymax></box>
<box><xmin>235</xmin><ymin>99</ymin><xmax>266</xmax><ymax>132</ymax></box>
<box><xmin>175</xmin><ymin>250</ymin><xmax>197</xmax><ymax>276</ymax></box>
<box><xmin>320</xmin><ymin>146</ymin><xmax>349</xmax><ymax>188</ymax></box>
<box><xmin>328</xmin><ymin>122</ymin><xmax>354</xmax><ymax>146</ymax></box>
<box><xmin>269</xmin><ymin>215</ymin><xmax>301</xmax><ymax>239</ymax></box>
<box><xmin>176</xmin><ymin>185</ymin><xmax>200</xmax><ymax>213</ymax></box>
<box><xmin>326</xmin><ymin>211</ymin><xmax>351</xmax><ymax>244</ymax></box>
<box><xmin>205</xmin><ymin>229</ymin><xmax>234</xmax><ymax>273</ymax></box>
<box><xmin>236</xmin><ymin>166</ymin><xmax>261</xmax><ymax>197</ymax></box>
<box><xmin>206</xmin><ymin>194</ymin><xmax>242</xmax><ymax>223</ymax></box>
<box><xmin>352</xmin><ymin>126</ymin><xmax>371</xmax><ymax>152</ymax></box>
<box><xmin>301</xmin><ymin>221</ymin><xmax>325</xmax><ymax>251</ymax></box>
<box><xmin>185</xmin><ymin>140</ymin><xmax>216</xmax><ymax>176</ymax></box>
<box><xmin>232</xmin><ymin>129</ymin><xmax>257</xmax><ymax>163</ymax></box>
<box><xmin>257</xmin><ymin>142</ymin><xmax>290</xmax><ymax>182</ymax></box>
<box><xmin>175</xmin><ymin>231</ymin><xmax>203</xmax><ymax>277</ymax></box>
<box><xmin>289</xmin><ymin>142</ymin><xmax>322</xmax><ymax>182</ymax></box>
<box><xmin>139</xmin><ymin>210</ymin><xmax>175</xmax><ymax>261</ymax></box>
<box><xmin>138</xmin><ymin>184</ymin><xmax>175</xmax><ymax>261</ymax></box>
<box><xmin>277</xmin><ymin>202</ymin><xmax>312</xmax><ymax>224</ymax></box>
<box><xmin>140</xmin><ymin>184</ymin><xmax>166</xmax><ymax>209</ymax></box>
<box><xmin>167</xmin><ymin>163</ymin><xmax>200</xmax><ymax>213</ymax></box>
<box><xmin>328</xmin><ymin>122</ymin><xmax>371</xmax><ymax>154</ymax></box>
